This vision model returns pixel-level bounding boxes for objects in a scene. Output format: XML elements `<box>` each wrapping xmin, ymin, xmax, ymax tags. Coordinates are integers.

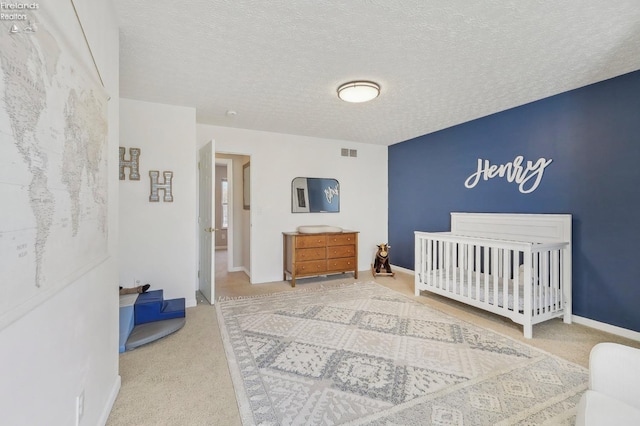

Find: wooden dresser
<box><xmin>283</xmin><ymin>231</ymin><xmax>359</xmax><ymax>287</ymax></box>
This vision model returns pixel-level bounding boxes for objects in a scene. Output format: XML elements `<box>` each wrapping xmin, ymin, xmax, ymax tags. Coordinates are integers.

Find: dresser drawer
<box><xmin>296</xmin><ymin>247</ymin><xmax>325</xmax><ymax>261</ymax></box>
<box><xmin>295</xmin><ymin>260</ymin><xmax>326</xmax><ymax>275</ymax></box>
<box><xmin>327</xmin><ymin>233</ymin><xmax>356</xmax><ymax>246</ymax></box>
<box><xmin>327</xmin><ymin>245</ymin><xmax>355</xmax><ymax>259</ymax></box>
<box><xmin>326</xmin><ymin>257</ymin><xmax>356</xmax><ymax>272</ymax></box>
<box><xmin>296</xmin><ymin>235</ymin><xmax>327</xmax><ymax>248</ymax></box>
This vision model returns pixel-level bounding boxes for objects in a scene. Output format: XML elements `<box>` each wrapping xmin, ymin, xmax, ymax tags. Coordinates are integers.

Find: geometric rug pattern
<box><xmin>216</xmin><ymin>282</ymin><xmax>587</xmax><ymax>425</ymax></box>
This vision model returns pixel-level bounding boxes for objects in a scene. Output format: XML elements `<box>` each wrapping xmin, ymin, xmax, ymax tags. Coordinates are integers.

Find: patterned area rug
<box><xmin>216</xmin><ymin>282</ymin><xmax>587</xmax><ymax>425</ymax></box>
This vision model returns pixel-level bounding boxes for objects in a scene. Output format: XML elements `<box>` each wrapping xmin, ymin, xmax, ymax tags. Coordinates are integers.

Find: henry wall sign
<box><xmin>464</xmin><ymin>155</ymin><xmax>552</xmax><ymax>194</ymax></box>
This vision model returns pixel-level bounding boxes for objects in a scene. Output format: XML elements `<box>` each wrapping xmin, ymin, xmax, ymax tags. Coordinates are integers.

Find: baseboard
<box><xmin>98</xmin><ymin>374</ymin><xmax>121</xmax><ymax>425</ymax></box>
<box><xmin>392</xmin><ymin>264</ymin><xmax>640</xmax><ymax>342</ymax></box>
<box><xmin>241</xmin><ymin>267</ymin><xmax>251</xmax><ymax>279</ymax></box>
<box><xmin>389</xmin><ymin>264</ymin><xmax>414</xmax><ymax>275</ymax></box>
<box><xmin>229</xmin><ymin>266</ymin><xmax>244</xmax><ymax>272</ymax></box>
<box><xmin>572</xmin><ymin>315</ymin><xmax>640</xmax><ymax>342</ymax></box>
<box><xmin>185</xmin><ymin>296</ymin><xmax>197</xmax><ymax>308</ymax></box>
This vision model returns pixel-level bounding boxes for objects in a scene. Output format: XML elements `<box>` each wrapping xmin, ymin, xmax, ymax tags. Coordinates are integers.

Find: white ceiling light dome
<box><xmin>337</xmin><ymin>81</ymin><xmax>380</xmax><ymax>103</ymax></box>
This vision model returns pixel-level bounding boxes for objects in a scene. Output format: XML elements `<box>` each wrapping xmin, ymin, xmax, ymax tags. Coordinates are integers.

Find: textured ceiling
<box><xmin>113</xmin><ymin>0</ymin><xmax>640</xmax><ymax>146</ymax></box>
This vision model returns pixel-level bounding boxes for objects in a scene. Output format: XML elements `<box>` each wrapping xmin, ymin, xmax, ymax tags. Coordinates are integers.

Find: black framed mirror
<box><xmin>291</xmin><ymin>177</ymin><xmax>340</xmax><ymax>213</ymax></box>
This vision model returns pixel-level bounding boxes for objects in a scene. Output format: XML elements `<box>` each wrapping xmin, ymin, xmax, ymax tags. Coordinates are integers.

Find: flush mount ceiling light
<box><xmin>337</xmin><ymin>81</ymin><xmax>380</xmax><ymax>103</ymax></box>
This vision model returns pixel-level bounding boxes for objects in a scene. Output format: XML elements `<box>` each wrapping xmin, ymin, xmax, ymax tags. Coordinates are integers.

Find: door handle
<box><xmin>205</xmin><ymin>227</ymin><xmax>221</xmax><ymax>233</ymax></box>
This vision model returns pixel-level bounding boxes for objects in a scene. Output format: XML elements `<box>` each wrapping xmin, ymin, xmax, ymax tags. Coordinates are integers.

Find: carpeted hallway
<box><xmin>107</xmin><ymin>250</ymin><xmax>639</xmax><ymax>425</ymax></box>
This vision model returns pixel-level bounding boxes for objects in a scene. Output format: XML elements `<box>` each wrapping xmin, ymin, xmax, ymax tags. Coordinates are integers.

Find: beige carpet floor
<box><xmin>107</xmin><ymin>253</ymin><xmax>640</xmax><ymax>425</ymax></box>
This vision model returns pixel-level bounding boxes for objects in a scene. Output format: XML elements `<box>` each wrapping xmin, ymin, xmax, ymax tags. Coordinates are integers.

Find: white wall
<box><xmin>198</xmin><ymin>125</ymin><xmax>389</xmax><ymax>284</ymax></box>
<box><xmin>119</xmin><ymin>99</ymin><xmax>197</xmax><ymax>307</ymax></box>
<box><xmin>0</xmin><ymin>1</ymin><xmax>120</xmax><ymax>425</ymax></box>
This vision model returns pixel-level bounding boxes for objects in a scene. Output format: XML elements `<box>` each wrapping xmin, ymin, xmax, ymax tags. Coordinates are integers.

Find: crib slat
<box><xmin>424</xmin><ymin>239</ymin><xmax>430</xmax><ymax>287</ymax></box>
<box><xmin>554</xmin><ymin>250</ymin><xmax>564</xmax><ymax>311</ymax></box>
<box><xmin>545</xmin><ymin>250</ymin><xmax>550</xmax><ymax>313</ymax></box>
<box><xmin>482</xmin><ymin>247</ymin><xmax>491</xmax><ymax>303</ymax></box>
<box><xmin>552</xmin><ymin>249</ymin><xmax>560</xmax><ymax>310</ymax></box>
<box><xmin>458</xmin><ymin>243</ymin><xmax>464</xmax><ymax>297</ymax></box>
<box><xmin>467</xmin><ymin>244</ymin><xmax>478</xmax><ymax>300</ymax></box>
<box><xmin>513</xmin><ymin>251</ymin><xmax>520</xmax><ymax>313</ymax></box>
<box><xmin>538</xmin><ymin>251</ymin><xmax>543</xmax><ymax>313</ymax></box>
<box><xmin>432</xmin><ymin>238</ymin><xmax>436</xmax><ymax>288</ymax></box>
<box><xmin>459</xmin><ymin>242</ymin><xmax>464</xmax><ymax>295</ymax></box>
<box><xmin>450</xmin><ymin>242</ymin><xmax>455</xmax><ymax>294</ymax></box>
<box><xmin>542</xmin><ymin>250</ymin><xmax>547</xmax><ymax>312</ymax></box>
<box><xmin>503</xmin><ymin>248</ymin><xmax>509</xmax><ymax>311</ymax></box>
<box><xmin>543</xmin><ymin>251</ymin><xmax>549</xmax><ymax>313</ymax></box>
<box><xmin>496</xmin><ymin>248</ymin><xmax>501</xmax><ymax>306</ymax></box>
<box><xmin>443</xmin><ymin>240</ymin><xmax>447</xmax><ymax>291</ymax></box>
<box><xmin>543</xmin><ymin>251</ymin><xmax>550</xmax><ymax>313</ymax></box>
<box><xmin>466</xmin><ymin>244</ymin><xmax>471</xmax><ymax>299</ymax></box>
<box><xmin>557</xmin><ymin>250</ymin><xmax>563</xmax><ymax>309</ymax></box>
<box><xmin>475</xmin><ymin>245</ymin><xmax>481</xmax><ymax>303</ymax></box>
<box><xmin>422</xmin><ymin>239</ymin><xmax>427</xmax><ymax>287</ymax></box>
<box><xmin>531</xmin><ymin>252</ymin><xmax>536</xmax><ymax>314</ymax></box>
<box><xmin>439</xmin><ymin>240</ymin><xmax>444</xmax><ymax>290</ymax></box>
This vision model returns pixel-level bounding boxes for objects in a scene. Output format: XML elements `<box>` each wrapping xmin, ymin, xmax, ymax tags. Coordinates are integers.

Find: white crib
<box><xmin>414</xmin><ymin>213</ymin><xmax>572</xmax><ymax>338</ymax></box>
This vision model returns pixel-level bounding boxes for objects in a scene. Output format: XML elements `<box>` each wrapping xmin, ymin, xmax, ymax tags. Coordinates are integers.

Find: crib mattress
<box><xmin>420</xmin><ymin>271</ymin><xmax>562</xmax><ymax>313</ymax></box>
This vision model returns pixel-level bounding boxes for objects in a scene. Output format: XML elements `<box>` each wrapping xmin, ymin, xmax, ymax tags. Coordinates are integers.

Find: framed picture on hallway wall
<box><xmin>243</xmin><ymin>162</ymin><xmax>250</xmax><ymax>210</ymax></box>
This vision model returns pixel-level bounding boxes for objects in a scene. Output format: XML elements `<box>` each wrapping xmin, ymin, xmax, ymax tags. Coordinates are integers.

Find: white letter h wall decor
<box><xmin>149</xmin><ymin>171</ymin><xmax>174</xmax><ymax>202</ymax></box>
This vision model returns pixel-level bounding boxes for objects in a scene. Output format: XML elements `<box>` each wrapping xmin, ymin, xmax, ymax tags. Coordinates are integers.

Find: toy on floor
<box><xmin>119</xmin><ymin>283</ymin><xmax>150</xmax><ymax>295</ymax></box>
<box><xmin>371</xmin><ymin>243</ymin><xmax>395</xmax><ymax>277</ymax></box>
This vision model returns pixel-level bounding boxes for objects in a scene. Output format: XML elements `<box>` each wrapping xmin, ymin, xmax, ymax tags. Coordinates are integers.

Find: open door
<box><xmin>198</xmin><ymin>141</ymin><xmax>215</xmax><ymax>304</ymax></box>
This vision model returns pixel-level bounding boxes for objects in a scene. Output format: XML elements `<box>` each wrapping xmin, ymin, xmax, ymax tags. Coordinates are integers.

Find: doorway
<box><xmin>214</xmin><ymin>159</ymin><xmax>233</xmax><ymax>282</ymax></box>
<box><xmin>212</xmin><ymin>152</ymin><xmax>251</xmax><ymax>285</ymax></box>
<box><xmin>198</xmin><ymin>146</ymin><xmax>251</xmax><ymax>304</ymax></box>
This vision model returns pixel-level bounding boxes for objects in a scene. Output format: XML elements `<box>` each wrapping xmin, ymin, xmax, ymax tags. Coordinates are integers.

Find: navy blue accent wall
<box><xmin>389</xmin><ymin>70</ymin><xmax>640</xmax><ymax>333</ymax></box>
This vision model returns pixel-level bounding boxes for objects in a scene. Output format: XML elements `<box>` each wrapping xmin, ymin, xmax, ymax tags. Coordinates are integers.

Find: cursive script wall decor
<box><xmin>464</xmin><ymin>155</ymin><xmax>553</xmax><ymax>194</ymax></box>
<box><xmin>324</xmin><ymin>183</ymin><xmax>339</xmax><ymax>203</ymax></box>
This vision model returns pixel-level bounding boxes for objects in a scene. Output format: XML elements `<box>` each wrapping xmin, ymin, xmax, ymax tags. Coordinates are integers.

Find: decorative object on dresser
<box><xmin>283</xmin><ymin>226</ymin><xmax>358</xmax><ymax>287</ymax></box>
